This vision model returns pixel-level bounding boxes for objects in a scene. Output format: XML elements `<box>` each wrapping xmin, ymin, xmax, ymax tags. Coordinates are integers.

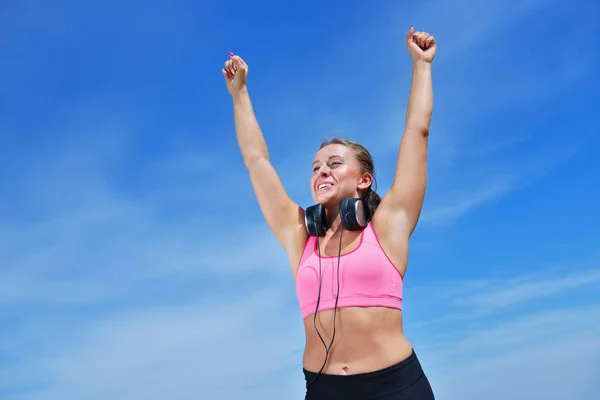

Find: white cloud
<box><xmin>405</xmin><ymin>266</ymin><xmax>600</xmax><ymax>400</ymax></box>
<box><xmin>8</xmin><ymin>285</ymin><xmax>306</xmax><ymax>400</ymax></box>
<box><xmin>427</xmin><ymin>308</ymin><xmax>600</xmax><ymax>400</ymax></box>
<box><xmin>453</xmin><ymin>267</ymin><xmax>600</xmax><ymax>310</ymax></box>
<box><xmin>406</xmin><ymin>265</ymin><xmax>600</xmax><ymax>325</ymax></box>
<box><xmin>419</xmin><ymin>180</ymin><xmax>513</xmax><ymax>224</ymax></box>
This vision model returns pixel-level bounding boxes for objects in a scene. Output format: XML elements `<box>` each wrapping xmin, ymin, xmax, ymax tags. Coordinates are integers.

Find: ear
<box><xmin>357</xmin><ymin>173</ymin><xmax>372</xmax><ymax>191</ymax></box>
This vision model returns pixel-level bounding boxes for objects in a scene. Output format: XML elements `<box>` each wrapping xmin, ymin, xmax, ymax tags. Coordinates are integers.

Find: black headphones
<box><xmin>304</xmin><ymin>197</ymin><xmax>370</xmax><ymax>236</ymax></box>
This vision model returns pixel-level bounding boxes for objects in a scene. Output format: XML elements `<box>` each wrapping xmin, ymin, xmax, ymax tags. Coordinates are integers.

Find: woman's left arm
<box><xmin>375</xmin><ymin>27</ymin><xmax>436</xmax><ymax>237</ymax></box>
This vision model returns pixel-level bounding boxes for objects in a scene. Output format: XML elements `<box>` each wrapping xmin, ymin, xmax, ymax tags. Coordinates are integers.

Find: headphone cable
<box><xmin>306</xmin><ymin>220</ymin><xmax>345</xmax><ymax>388</ymax></box>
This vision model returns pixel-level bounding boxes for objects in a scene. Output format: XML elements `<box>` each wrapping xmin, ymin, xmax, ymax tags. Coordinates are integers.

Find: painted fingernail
<box><xmin>409</xmin><ymin>25</ymin><xmax>413</xmax><ymax>29</ymax></box>
<box><xmin>228</xmin><ymin>51</ymin><xmax>234</xmax><ymax>57</ymax></box>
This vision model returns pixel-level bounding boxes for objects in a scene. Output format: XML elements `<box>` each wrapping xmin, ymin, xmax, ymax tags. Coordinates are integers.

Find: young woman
<box><xmin>222</xmin><ymin>26</ymin><xmax>436</xmax><ymax>400</ymax></box>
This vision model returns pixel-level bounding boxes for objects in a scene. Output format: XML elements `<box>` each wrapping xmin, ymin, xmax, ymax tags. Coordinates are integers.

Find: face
<box><xmin>310</xmin><ymin>144</ymin><xmax>372</xmax><ymax>205</ymax></box>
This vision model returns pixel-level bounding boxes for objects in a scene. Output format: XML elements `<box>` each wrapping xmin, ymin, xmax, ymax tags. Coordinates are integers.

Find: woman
<box><xmin>222</xmin><ymin>26</ymin><xmax>436</xmax><ymax>400</ymax></box>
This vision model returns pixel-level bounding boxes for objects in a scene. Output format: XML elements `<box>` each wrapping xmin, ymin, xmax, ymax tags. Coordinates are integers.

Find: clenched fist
<box><xmin>406</xmin><ymin>26</ymin><xmax>436</xmax><ymax>64</ymax></box>
<box><xmin>222</xmin><ymin>52</ymin><xmax>248</xmax><ymax>97</ymax></box>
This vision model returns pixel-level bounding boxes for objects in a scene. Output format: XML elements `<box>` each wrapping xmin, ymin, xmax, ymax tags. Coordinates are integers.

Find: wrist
<box><xmin>412</xmin><ymin>60</ymin><xmax>432</xmax><ymax>71</ymax></box>
<box><xmin>232</xmin><ymin>86</ymin><xmax>250</xmax><ymax>104</ymax></box>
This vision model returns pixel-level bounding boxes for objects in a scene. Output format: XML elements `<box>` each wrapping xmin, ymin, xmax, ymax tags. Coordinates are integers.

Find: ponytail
<box><xmin>362</xmin><ymin>186</ymin><xmax>381</xmax><ymax>218</ymax></box>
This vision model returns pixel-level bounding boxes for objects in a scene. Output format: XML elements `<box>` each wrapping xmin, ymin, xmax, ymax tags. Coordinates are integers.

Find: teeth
<box><xmin>318</xmin><ymin>183</ymin><xmax>331</xmax><ymax>189</ymax></box>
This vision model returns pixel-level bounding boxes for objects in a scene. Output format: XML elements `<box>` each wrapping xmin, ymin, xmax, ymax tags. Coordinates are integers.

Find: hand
<box><xmin>222</xmin><ymin>52</ymin><xmax>248</xmax><ymax>97</ymax></box>
<box><xmin>406</xmin><ymin>26</ymin><xmax>436</xmax><ymax>64</ymax></box>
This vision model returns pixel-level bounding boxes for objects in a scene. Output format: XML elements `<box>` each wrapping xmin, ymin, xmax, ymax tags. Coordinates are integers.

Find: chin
<box><xmin>314</xmin><ymin>190</ymin><xmax>340</xmax><ymax>206</ymax></box>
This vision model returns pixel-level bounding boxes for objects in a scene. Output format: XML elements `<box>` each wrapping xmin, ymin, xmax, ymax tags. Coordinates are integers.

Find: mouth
<box><xmin>316</xmin><ymin>182</ymin><xmax>334</xmax><ymax>193</ymax></box>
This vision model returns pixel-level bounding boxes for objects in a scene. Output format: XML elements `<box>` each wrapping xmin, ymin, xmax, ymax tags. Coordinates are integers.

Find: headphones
<box><xmin>304</xmin><ymin>197</ymin><xmax>370</xmax><ymax>236</ymax></box>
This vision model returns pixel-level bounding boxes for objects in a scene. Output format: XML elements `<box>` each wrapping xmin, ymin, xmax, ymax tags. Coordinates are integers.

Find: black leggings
<box><xmin>303</xmin><ymin>350</ymin><xmax>435</xmax><ymax>400</ymax></box>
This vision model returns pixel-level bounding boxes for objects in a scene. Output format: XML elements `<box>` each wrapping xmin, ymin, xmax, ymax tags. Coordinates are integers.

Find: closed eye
<box><xmin>312</xmin><ymin>159</ymin><xmax>343</xmax><ymax>173</ymax></box>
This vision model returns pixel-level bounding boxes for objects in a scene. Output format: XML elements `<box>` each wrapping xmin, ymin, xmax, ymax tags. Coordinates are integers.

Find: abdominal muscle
<box><xmin>302</xmin><ymin>305</ymin><xmax>413</xmax><ymax>375</ymax></box>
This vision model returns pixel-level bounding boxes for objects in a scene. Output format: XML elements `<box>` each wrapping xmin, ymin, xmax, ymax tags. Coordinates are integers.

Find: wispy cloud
<box><xmin>453</xmin><ymin>267</ymin><xmax>600</xmax><ymax>311</ymax></box>
<box><xmin>419</xmin><ymin>180</ymin><xmax>513</xmax><ymax>224</ymax></box>
<box><xmin>405</xmin><ymin>264</ymin><xmax>600</xmax><ymax>400</ymax></box>
<box><xmin>87</xmin><ymin>292</ymin><xmax>295</xmax><ymax>394</ymax></box>
<box><xmin>427</xmin><ymin>304</ymin><xmax>600</xmax><ymax>400</ymax></box>
<box><xmin>4</xmin><ymin>285</ymin><xmax>305</xmax><ymax>400</ymax></box>
<box><xmin>407</xmin><ymin>266</ymin><xmax>600</xmax><ymax>326</ymax></box>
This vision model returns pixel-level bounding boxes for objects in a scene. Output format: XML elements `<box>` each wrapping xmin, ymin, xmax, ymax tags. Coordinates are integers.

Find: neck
<box><xmin>325</xmin><ymin>207</ymin><xmax>342</xmax><ymax>234</ymax></box>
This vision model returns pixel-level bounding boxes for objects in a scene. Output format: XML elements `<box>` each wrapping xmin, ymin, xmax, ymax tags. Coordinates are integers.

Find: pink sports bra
<box><xmin>295</xmin><ymin>221</ymin><xmax>403</xmax><ymax>319</ymax></box>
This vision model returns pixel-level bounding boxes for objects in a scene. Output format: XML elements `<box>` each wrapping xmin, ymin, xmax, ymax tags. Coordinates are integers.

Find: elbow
<box><xmin>406</xmin><ymin>109</ymin><xmax>432</xmax><ymax>137</ymax></box>
<box><xmin>240</xmin><ymin>144</ymin><xmax>270</xmax><ymax>169</ymax></box>
<box><xmin>243</xmin><ymin>153</ymin><xmax>268</xmax><ymax>170</ymax></box>
<box><xmin>405</xmin><ymin>125</ymin><xmax>430</xmax><ymax>138</ymax></box>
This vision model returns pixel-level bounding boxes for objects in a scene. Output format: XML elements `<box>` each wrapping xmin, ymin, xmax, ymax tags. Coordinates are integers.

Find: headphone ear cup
<box><xmin>305</xmin><ymin>204</ymin><xmax>327</xmax><ymax>236</ymax></box>
<box><xmin>339</xmin><ymin>198</ymin><xmax>370</xmax><ymax>231</ymax></box>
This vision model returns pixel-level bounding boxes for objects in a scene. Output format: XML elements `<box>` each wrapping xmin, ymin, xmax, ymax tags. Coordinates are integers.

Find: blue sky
<box><xmin>1</xmin><ymin>0</ymin><xmax>599</xmax><ymax>399</ymax></box>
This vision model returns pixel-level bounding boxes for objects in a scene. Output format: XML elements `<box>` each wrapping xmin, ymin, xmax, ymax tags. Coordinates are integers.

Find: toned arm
<box><xmin>231</xmin><ymin>85</ymin><xmax>307</xmax><ymax>258</ymax></box>
<box><xmin>374</xmin><ymin>28</ymin><xmax>436</xmax><ymax>247</ymax></box>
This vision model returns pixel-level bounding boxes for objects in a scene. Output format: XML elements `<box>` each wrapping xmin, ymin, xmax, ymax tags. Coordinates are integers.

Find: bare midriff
<box><xmin>302</xmin><ymin>306</ymin><xmax>412</xmax><ymax>375</ymax></box>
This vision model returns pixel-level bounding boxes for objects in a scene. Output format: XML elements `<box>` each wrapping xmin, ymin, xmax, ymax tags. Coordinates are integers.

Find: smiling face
<box><xmin>310</xmin><ymin>143</ymin><xmax>372</xmax><ymax>206</ymax></box>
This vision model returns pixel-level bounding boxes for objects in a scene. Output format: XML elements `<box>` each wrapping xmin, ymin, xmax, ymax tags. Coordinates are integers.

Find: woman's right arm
<box><xmin>224</xmin><ymin>54</ymin><xmax>307</xmax><ymax>254</ymax></box>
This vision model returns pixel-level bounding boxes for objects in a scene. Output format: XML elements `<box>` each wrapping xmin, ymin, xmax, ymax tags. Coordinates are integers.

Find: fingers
<box><xmin>410</xmin><ymin>29</ymin><xmax>436</xmax><ymax>50</ymax></box>
<box><xmin>222</xmin><ymin>52</ymin><xmax>247</xmax><ymax>80</ymax></box>
<box><xmin>231</xmin><ymin>53</ymin><xmax>247</xmax><ymax>67</ymax></box>
<box><xmin>224</xmin><ymin>59</ymin><xmax>235</xmax><ymax>79</ymax></box>
<box><xmin>425</xmin><ymin>35</ymin><xmax>436</xmax><ymax>48</ymax></box>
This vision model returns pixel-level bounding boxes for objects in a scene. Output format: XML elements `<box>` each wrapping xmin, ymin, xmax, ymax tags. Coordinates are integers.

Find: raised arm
<box><xmin>223</xmin><ymin>54</ymin><xmax>307</xmax><ymax>254</ymax></box>
<box><xmin>376</xmin><ymin>27</ymin><xmax>435</xmax><ymax>237</ymax></box>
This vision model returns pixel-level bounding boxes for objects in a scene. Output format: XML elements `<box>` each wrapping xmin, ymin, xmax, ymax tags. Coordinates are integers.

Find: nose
<box><xmin>318</xmin><ymin>168</ymin><xmax>331</xmax><ymax>177</ymax></box>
